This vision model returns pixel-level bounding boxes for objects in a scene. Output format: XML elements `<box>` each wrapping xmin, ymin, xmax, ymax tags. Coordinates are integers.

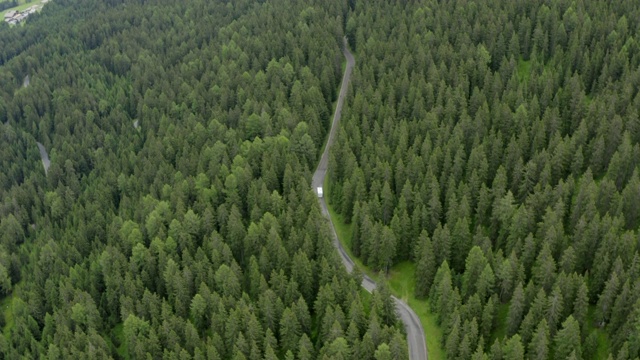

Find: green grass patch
<box><xmin>586</xmin><ymin>306</ymin><xmax>611</xmax><ymax>359</ymax></box>
<box><xmin>360</xmin><ymin>287</ymin><xmax>372</xmax><ymax>315</ymax></box>
<box><xmin>585</xmin><ymin>93</ymin><xmax>593</xmax><ymax>106</ymax></box>
<box><xmin>324</xmin><ymin>179</ymin><xmax>445</xmax><ymax>359</ymax></box>
<box><xmin>491</xmin><ymin>303</ymin><xmax>509</xmax><ymax>344</ymax></box>
<box><xmin>112</xmin><ymin>323</ymin><xmax>129</xmax><ymax>359</ymax></box>
<box><xmin>327</xmin><ymin>208</ymin><xmax>353</xmax><ymax>251</ymax></box>
<box><xmin>517</xmin><ymin>57</ymin><xmax>532</xmax><ymax>82</ymax></box>
<box><xmin>387</xmin><ymin>261</ymin><xmax>415</xmax><ymax>301</ymax></box>
<box><xmin>0</xmin><ymin>289</ymin><xmax>18</xmax><ymax>339</ymax></box>
<box><xmin>388</xmin><ymin>262</ymin><xmax>445</xmax><ymax>360</ymax></box>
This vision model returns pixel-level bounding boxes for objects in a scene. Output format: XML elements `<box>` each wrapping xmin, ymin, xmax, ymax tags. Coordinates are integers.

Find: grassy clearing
<box><xmin>324</xmin><ymin>178</ymin><xmax>445</xmax><ymax>359</ymax></box>
<box><xmin>585</xmin><ymin>93</ymin><xmax>593</xmax><ymax>106</ymax></box>
<box><xmin>517</xmin><ymin>57</ymin><xmax>532</xmax><ymax>82</ymax></box>
<box><xmin>586</xmin><ymin>305</ymin><xmax>611</xmax><ymax>359</ymax></box>
<box><xmin>0</xmin><ymin>290</ymin><xmax>17</xmax><ymax>339</ymax></box>
<box><xmin>112</xmin><ymin>323</ymin><xmax>129</xmax><ymax>359</ymax></box>
<box><xmin>491</xmin><ymin>303</ymin><xmax>509</xmax><ymax>344</ymax></box>
<box><xmin>360</xmin><ymin>287</ymin><xmax>372</xmax><ymax>315</ymax></box>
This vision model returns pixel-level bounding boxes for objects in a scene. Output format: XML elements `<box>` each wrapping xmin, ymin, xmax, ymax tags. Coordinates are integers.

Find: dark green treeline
<box><xmin>0</xmin><ymin>0</ymin><xmax>408</xmax><ymax>358</ymax></box>
<box><xmin>330</xmin><ymin>0</ymin><xmax>640</xmax><ymax>359</ymax></box>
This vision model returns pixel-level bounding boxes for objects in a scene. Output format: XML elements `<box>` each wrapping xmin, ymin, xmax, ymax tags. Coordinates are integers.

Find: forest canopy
<box><xmin>3</xmin><ymin>0</ymin><xmax>640</xmax><ymax>359</ymax></box>
<box><xmin>0</xmin><ymin>0</ymin><xmax>409</xmax><ymax>359</ymax></box>
<box><xmin>329</xmin><ymin>0</ymin><xmax>640</xmax><ymax>359</ymax></box>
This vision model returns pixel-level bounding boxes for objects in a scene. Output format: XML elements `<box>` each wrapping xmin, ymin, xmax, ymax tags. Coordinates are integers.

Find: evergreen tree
<box><xmin>507</xmin><ymin>283</ymin><xmax>525</xmax><ymax>336</ymax></box>
<box><xmin>553</xmin><ymin>316</ymin><xmax>582</xmax><ymax>360</ymax></box>
<box><xmin>572</xmin><ymin>279</ymin><xmax>589</xmax><ymax>330</ymax></box>
<box><xmin>415</xmin><ymin>230</ymin><xmax>436</xmax><ymax>298</ymax></box>
<box><xmin>280</xmin><ymin>308</ymin><xmax>301</xmax><ymax>355</ymax></box>
<box><xmin>462</xmin><ymin>246</ymin><xmax>489</xmax><ymax>300</ymax></box>
<box><xmin>503</xmin><ymin>335</ymin><xmax>524</xmax><ymax>360</ymax></box>
<box><xmin>482</xmin><ymin>296</ymin><xmax>497</xmax><ymax>340</ymax></box>
<box><xmin>374</xmin><ymin>343</ymin><xmax>392</xmax><ymax>360</ymax></box>
<box><xmin>546</xmin><ymin>286</ymin><xmax>565</xmax><ymax>335</ymax></box>
<box><xmin>377</xmin><ymin>226</ymin><xmax>397</xmax><ymax>273</ymax></box>
<box><xmin>528</xmin><ymin>319</ymin><xmax>550</xmax><ymax>360</ymax></box>
<box><xmin>533</xmin><ymin>243</ymin><xmax>557</xmax><ymax>293</ymax></box>
<box><xmin>596</xmin><ymin>271</ymin><xmax>621</xmax><ymax>326</ymax></box>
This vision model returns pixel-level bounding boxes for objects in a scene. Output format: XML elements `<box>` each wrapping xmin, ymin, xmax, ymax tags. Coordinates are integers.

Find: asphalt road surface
<box><xmin>37</xmin><ymin>141</ymin><xmax>50</xmax><ymax>175</ymax></box>
<box><xmin>312</xmin><ymin>37</ymin><xmax>429</xmax><ymax>360</ymax></box>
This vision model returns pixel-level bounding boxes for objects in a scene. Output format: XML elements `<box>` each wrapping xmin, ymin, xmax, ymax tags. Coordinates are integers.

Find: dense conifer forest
<box><xmin>2</xmin><ymin>0</ymin><xmax>640</xmax><ymax>359</ymax></box>
<box><xmin>329</xmin><ymin>0</ymin><xmax>640</xmax><ymax>359</ymax></box>
<box><xmin>0</xmin><ymin>0</ymin><xmax>410</xmax><ymax>358</ymax></box>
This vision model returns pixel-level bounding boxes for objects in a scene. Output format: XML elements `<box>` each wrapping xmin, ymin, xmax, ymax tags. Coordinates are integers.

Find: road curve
<box><xmin>312</xmin><ymin>37</ymin><xmax>429</xmax><ymax>360</ymax></box>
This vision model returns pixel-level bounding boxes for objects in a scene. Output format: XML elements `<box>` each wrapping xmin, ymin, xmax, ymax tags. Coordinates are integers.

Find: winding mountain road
<box><xmin>312</xmin><ymin>38</ymin><xmax>429</xmax><ymax>360</ymax></box>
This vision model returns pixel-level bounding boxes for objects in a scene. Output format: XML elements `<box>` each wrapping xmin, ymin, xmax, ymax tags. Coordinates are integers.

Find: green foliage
<box><xmin>2</xmin><ymin>0</ymin><xmax>640</xmax><ymax>358</ymax></box>
<box><xmin>325</xmin><ymin>190</ymin><xmax>446</xmax><ymax>358</ymax></box>
<box><xmin>553</xmin><ymin>316</ymin><xmax>582</xmax><ymax>360</ymax></box>
<box><xmin>0</xmin><ymin>0</ymin><xmax>412</xmax><ymax>357</ymax></box>
<box><xmin>326</xmin><ymin>1</ymin><xmax>640</xmax><ymax>359</ymax></box>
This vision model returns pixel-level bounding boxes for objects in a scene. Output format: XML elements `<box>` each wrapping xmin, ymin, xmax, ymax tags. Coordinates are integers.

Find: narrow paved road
<box><xmin>312</xmin><ymin>37</ymin><xmax>429</xmax><ymax>360</ymax></box>
<box><xmin>37</xmin><ymin>141</ymin><xmax>50</xmax><ymax>175</ymax></box>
